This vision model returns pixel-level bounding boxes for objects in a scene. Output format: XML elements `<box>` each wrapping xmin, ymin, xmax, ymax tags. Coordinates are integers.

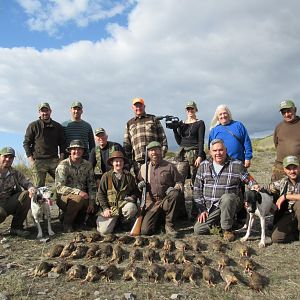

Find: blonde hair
<box><xmin>210</xmin><ymin>104</ymin><xmax>233</xmax><ymax>130</ymax></box>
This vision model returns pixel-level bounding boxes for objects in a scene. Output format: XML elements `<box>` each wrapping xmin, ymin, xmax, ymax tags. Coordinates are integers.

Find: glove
<box><xmin>166</xmin><ymin>187</ymin><xmax>176</xmax><ymax>195</ymax></box>
<box><xmin>138</xmin><ymin>181</ymin><xmax>146</xmax><ymax>191</ymax></box>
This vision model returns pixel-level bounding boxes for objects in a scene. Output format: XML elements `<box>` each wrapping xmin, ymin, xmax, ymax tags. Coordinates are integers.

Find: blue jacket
<box><xmin>208</xmin><ymin>120</ymin><xmax>252</xmax><ymax>162</ymax></box>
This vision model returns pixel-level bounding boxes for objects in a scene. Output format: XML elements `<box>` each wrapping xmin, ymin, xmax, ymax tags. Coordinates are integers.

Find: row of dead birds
<box><xmin>32</xmin><ymin>232</ymin><xmax>267</xmax><ymax>292</ymax></box>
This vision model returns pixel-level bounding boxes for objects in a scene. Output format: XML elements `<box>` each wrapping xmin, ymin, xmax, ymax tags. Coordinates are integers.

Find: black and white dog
<box><xmin>30</xmin><ymin>186</ymin><xmax>55</xmax><ymax>239</ymax></box>
<box><xmin>240</xmin><ymin>190</ymin><xmax>276</xmax><ymax>248</ymax></box>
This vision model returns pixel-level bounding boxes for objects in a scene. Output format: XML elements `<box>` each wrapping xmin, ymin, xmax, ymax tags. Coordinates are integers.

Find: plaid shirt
<box><xmin>123</xmin><ymin>113</ymin><xmax>168</xmax><ymax>162</ymax></box>
<box><xmin>194</xmin><ymin>156</ymin><xmax>257</xmax><ymax>213</ymax></box>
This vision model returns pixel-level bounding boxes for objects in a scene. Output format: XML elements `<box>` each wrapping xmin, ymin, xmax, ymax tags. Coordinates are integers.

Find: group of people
<box><xmin>0</xmin><ymin>98</ymin><xmax>299</xmax><ymax>244</ymax></box>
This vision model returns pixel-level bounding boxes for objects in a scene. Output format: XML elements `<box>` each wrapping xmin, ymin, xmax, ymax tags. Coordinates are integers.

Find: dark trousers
<box><xmin>140</xmin><ymin>190</ymin><xmax>180</xmax><ymax>235</ymax></box>
<box><xmin>272</xmin><ymin>201</ymin><xmax>300</xmax><ymax>243</ymax></box>
<box><xmin>0</xmin><ymin>191</ymin><xmax>31</xmax><ymax>229</ymax></box>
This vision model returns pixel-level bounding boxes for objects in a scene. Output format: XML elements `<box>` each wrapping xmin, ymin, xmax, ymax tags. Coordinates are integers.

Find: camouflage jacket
<box><xmin>55</xmin><ymin>158</ymin><xmax>97</xmax><ymax>205</ymax></box>
<box><xmin>0</xmin><ymin>167</ymin><xmax>33</xmax><ymax>204</ymax></box>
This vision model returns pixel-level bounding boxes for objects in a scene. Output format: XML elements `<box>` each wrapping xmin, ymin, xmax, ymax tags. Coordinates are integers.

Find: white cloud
<box><xmin>1</xmin><ymin>0</ymin><xmax>300</xmax><ymax>151</ymax></box>
<box><xmin>17</xmin><ymin>0</ymin><xmax>134</xmax><ymax>35</ymax></box>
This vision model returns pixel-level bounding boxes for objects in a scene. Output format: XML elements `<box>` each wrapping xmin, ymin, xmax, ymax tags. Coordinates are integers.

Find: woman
<box><xmin>208</xmin><ymin>104</ymin><xmax>252</xmax><ymax>168</ymax></box>
<box><xmin>173</xmin><ymin>101</ymin><xmax>206</xmax><ymax>183</ymax></box>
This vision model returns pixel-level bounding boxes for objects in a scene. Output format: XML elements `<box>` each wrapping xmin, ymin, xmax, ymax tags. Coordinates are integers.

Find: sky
<box><xmin>1</xmin><ymin>0</ymin><xmax>300</xmax><ymax>159</ymax></box>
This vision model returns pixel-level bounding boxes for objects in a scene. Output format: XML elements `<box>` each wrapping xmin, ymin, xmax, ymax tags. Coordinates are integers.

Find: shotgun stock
<box><xmin>130</xmin><ymin>147</ymin><xmax>148</xmax><ymax>236</ymax></box>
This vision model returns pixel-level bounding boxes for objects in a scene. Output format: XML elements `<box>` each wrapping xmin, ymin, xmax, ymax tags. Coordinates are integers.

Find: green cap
<box><xmin>71</xmin><ymin>101</ymin><xmax>83</xmax><ymax>108</ymax></box>
<box><xmin>0</xmin><ymin>147</ymin><xmax>15</xmax><ymax>157</ymax></box>
<box><xmin>283</xmin><ymin>155</ymin><xmax>299</xmax><ymax>168</ymax></box>
<box><xmin>67</xmin><ymin>139</ymin><xmax>85</xmax><ymax>151</ymax></box>
<box><xmin>279</xmin><ymin>100</ymin><xmax>295</xmax><ymax>111</ymax></box>
<box><xmin>95</xmin><ymin>128</ymin><xmax>106</xmax><ymax>135</ymax></box>
<box><xmin>147</xmin><ymin>141</ymin><xmax>161</xmax><ymax>150</ymax></box>
<box><xmin>185</xmin><ymin>101</ymin><xmax>198</xmax><ymax>112</ymax></box>
<box><xmin>38</xmin><ymin>102</ymin><xmax>51</xmax><ymax>110</ymax></box>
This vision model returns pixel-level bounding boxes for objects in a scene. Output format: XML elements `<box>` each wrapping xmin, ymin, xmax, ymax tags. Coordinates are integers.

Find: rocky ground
<box><xmin>0</xmin><ymin>149</ymin><xmax>299</xmax><ymax>300</ymax></box>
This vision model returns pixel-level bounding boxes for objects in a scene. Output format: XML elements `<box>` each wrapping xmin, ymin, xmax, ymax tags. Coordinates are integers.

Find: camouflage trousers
<box><xmin>31</xmin><ymin>158</ymin><xmax>59</xmax><ymax>187</ymax></box>
<box><xmin>176</xmin><ymin>148</ymin><xmax>198</xmax><ymax>183</ymax></box>
<box><xmin>0</xmin><ymin>191</ymin><xmax>31</xmax><ymax>229</ymax></box>
<box><xmin>271</xmin><ymin>162</ymin><xmax>285</xmax><ymax>182</ymax></box>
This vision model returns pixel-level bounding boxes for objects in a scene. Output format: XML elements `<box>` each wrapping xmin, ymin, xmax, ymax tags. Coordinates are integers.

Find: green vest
<box><xmin>94</xmin><ymin>142</ymin><xmax>116</xmax><ymax>175</ymax></box>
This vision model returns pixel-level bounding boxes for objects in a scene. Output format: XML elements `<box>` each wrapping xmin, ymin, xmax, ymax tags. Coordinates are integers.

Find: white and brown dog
<box><xmin>240</xmin><ymin>190</ymin><xmax>276</xmax><ymax>248</ymax></box>
<box><xmin>30</xmin><ymin>186</ymin><xmax>55</xmax><ymax>239</ymax></box>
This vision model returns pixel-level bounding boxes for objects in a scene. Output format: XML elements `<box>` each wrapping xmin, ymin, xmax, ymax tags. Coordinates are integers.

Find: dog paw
<box><xmin>258</xmin><ymin>242</ymin><xmax>266</xmax><ymax>248</ymax></box>
<box><xmin>240</xmin><ymin>237</ymin><xmax>247</xmax><ymax>242</ymax></box>
<box><xmin>37</xmin><ymin>233</ymin><xmax>43</xmax><ymax>239</ymax></box>
<box><xmin>48</xmin><ymin>230</ymin><xmax>55</xmax><ymax>236</ymax></box>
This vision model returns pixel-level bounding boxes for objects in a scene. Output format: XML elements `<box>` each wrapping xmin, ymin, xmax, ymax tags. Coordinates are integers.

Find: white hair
<box><xmin>210</xmin><ymin>104</ymin><xmax>233</xmax><ymax>130</ymax></box>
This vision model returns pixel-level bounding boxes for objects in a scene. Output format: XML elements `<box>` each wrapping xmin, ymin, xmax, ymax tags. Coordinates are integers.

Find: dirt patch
<box><xmin>0</xmin><ymin>150</ymin><xmax>299</xmax><ymax>300</ymax></box>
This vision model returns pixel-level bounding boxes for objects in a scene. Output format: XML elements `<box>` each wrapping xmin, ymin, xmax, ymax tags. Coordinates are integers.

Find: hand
<box><xmin>197</xmin><ymin>211</ymin><xmax>208</xmax><ymax>223</ymax></box>
<box><xmin>276</xmin><ymin>195</ymin><xmax>286</xmax><ymax>210</ymax></box>
<box><xmin>101</xmin><ymin>208</ymin><xmax>111</xmax><ymax>218</ymax></box>
<box><xmin>194</xmin><ymin>157</ymin><xmax>202</xmax><ymax>168</ymax></box>
<box><xmin>137</xmin><ymin>181</ymin><xmax>146</xmax><ymax>190</ymax></box>
<box><xmin>79</xmin><ymin>191</ymin><xmax>89</xmax><ymax>200</ymax></box>
<box><xmin>28</xmin><ymin>156</ymin><xmax>35</xmax><ymax>166</ymax></box>
<box><xmin>166</xmin><ymin>187</ymin><xmax>176</xmax><ymax>195</ymax></box>
<box><xmin>244</xmin><ymin>160</ymin><xmax>251</xmax><ymax>168</ymax></box>
<box><xmin>124</xmin><ymin>196</ymin><xmax>135</xmax><ymax>202</ymax></box>
<box><xmin>86</xmin><ymin>204</ymin><xmax>94</xmax><ymax>214</ymax></box>
<box><xmin>28</xmin><ymin>187</ymin><xmax>36</xmax><ymax>198</ymax></box>
<box><xmin>251</xmin><ymin>185</ymin><xmax>260</xmax><ymax>191</ymax></box>
<box><xmin>244</xmin><ymin>202</ymin><xmax>249</xmax><ymax>208</ymax></box>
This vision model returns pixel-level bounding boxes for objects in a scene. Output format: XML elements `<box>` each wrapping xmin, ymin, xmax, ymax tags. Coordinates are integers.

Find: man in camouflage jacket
<box><xmin>55</xmin><ymin>140</ymin><xmax>97</xmax><ymax>232</ymax></box>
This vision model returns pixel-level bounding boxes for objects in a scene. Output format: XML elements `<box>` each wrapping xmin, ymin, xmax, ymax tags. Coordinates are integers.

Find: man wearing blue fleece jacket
<box><xmin>208</xmin><ymin>104</ymin><xmax>252</xmax><ymax>168</ymax></box>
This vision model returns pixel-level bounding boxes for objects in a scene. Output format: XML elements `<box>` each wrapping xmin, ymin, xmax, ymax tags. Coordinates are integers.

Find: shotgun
<box><xmin>130</xmin><ymin>147</ymin><xmax>148</xmax><ymax>236</ymax></box>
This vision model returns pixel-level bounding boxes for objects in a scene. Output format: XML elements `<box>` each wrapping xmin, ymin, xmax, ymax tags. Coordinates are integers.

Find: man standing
<box><xmin>273</xmin><ymin>100</ymin><xmax>300</xmax><ymax>181</ymax></box>
<box><xmin>269</xmin><ymin>155</ymin><xmax>300</xmax><ymax>243</ymax></box>
<box><xmin>193</xmin><ymin>139</ymin><xmax>259</xmax><ymax>241</ymax></box>
<box><xmin>124</xmin><ymin>98</ymin><xmax>168</xmax><ymax>176</ymax></box>
<box><xmin>23</xmin><ymin>102</ymin><xmax>65</xmax><ymax>187</ymax></box>
<box><xmin>62</xmin><ymin>101</ymin><xmax>95</xmax><ymax>160</ymax></box>
<box><xmin>89</xmin><ymin>128</ymin><xmax>125</xmax><ymax>187</ymax></box>
<box><xmin>55</xmin><ymin>140</ymin><xmax>96</xmax><ymax>232</ymax></box>
<box><xmin>0</xmin><ymin>147</ymin><xmax>36</xmax><ymax>237</ymax></box>
<box><xmin>96</xmin><ymin>151</ymin><xmax>138</xmax><ymax>234</ymax></box>
<box><xmin>138</xmin><ymin>141</ymin><xmax>183</xmax><ymax>236</ymax></box>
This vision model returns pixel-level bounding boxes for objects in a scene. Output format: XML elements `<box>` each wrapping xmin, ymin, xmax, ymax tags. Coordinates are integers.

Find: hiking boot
<box><xmin>223</xmin><ymin>230</ymin><xmax>235</xmax><ymax>242</ymax></box>
<box><xmin>63</xmin><ymin>224</ymin><xmax>74</xmax><ymax>233</ymax></box>
<box><xmin>165</xmin><ymin>224</ymin><xmax>179</xmax><ymax>238</ymax></box>
<box><xmin>10</xmin><ymin>228</ymin><xmax>30</xmax><ymax>238</ymax></box>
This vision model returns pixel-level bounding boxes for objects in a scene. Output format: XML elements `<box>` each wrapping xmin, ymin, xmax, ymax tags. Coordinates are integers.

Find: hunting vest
<box><xmin>94</xmin><ymin>142</ymin><xmax>116</xmax><ymax>175</ymax></box>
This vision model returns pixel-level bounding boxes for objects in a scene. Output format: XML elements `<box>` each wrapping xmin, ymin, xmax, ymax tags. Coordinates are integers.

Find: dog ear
<box><xmin>257</xmin><ymin>192</ymin><xmax>262</xmax><ymax>204</ymax></box>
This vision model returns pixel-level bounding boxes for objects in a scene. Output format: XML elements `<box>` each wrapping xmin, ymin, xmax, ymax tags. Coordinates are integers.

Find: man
<box><xmin>138</xmin><ymin>141</ymin><xmax>184</xmax><ymax>236</ymax></box>
<box><xmin>268</xmin><ymin>155</ymin><xmax>300</xmax><ymax>243</ymax></box>
<box><xmin>55</xmin><ymin>140</ymin><xmax>96</xmax><ymax>232</ymax></box>
<box><xmin>272</xmin><ymin>100</ymin><xmax>300</xmax><ymax>181</ymax></box>
<box><xmin>0</xmin><ymin>147</ymin><xmax>36</xmax><ymax>237</ymax></box>
<box><xmin>89</xmin><ymin>128</ymin><xmax>125</xmax><ymax>187</ymax></box>
<box><xmin>62</xmin><ymin>101</ymin><xmax>95</xmax><ymax>160</ymax></box>
<box><xmin>23</xmin><ymin>102</ymin><xmax>65</xmax><ymax>187</ymax></box>
<box><xmin>124</xmin><ymin>98</ymin><xmax>168</xmax><ymax>176</ymax></box>
<box><xmin>193</xmin><ymin>139</ymin><xmax>259</xmax><ymax>241</ymax></box>
<box><xmin>96</xmin><ymin>151</ymin><xmax>139</xmax><ymax>234</ymax></box>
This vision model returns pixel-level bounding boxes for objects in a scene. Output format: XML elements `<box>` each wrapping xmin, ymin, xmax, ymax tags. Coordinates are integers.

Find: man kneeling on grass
<box><xmin>0</xmin><ymin>147</ymin><xmax>36</xmax><ymax>237</ymax></box>
<box><xmin>96</xmin><ymin>151</ymin><xmax>139</xmax><ymax>234</ymax></box>
<box><xmin>193</xmin><ymin>139</ymin><xmax>259</xmax><ymax>241</ymax></box>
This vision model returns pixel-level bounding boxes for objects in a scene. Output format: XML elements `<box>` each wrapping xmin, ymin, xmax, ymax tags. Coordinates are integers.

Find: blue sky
<box><xmin>0</xmin><ymin>0</ymin><xmax>299</xmax><ymax>159</ymax></box>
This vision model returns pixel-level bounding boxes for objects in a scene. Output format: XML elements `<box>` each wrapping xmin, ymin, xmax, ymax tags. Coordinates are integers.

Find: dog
<box><xmin>30</xmin><ymin>186</ymin><xmax>55</xmax><ymax>239</ymax></box>
<box><xmin>240</xmin><ymin>190</ymin><xmax>276</xmax><ymax>248</ymax></box>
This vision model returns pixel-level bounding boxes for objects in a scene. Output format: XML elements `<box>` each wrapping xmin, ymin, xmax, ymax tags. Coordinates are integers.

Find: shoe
<box><xmin>10</xmin><ymin>228</ymin><xmax>30</xmax><ymax>238</ymax></box>
<box><xmin>63</xmin><ymin>224</ymin><xmax>74</xmax><ymax>233</ymax></box>
<box><xmin>223</xmin><ymin>230</ymin><xmax>235</xmax><ymax>242</ymax></box>
<box><xmin>165</xmin><ymin>224</ymin><xmax>179</xmax><ymax>238</ymax></box>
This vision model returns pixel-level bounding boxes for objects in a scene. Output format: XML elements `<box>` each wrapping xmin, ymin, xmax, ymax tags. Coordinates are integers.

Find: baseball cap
<box><xmin>185</xmin><ymin>101</ymin><xmax>198</xmax><ymax>112</ymax></box>
<box><xmin>67</xmin><ymin>139</ymin><xmax>85</xmax><ymax>151</ymax></box>
<box><xmin>283</xmin><ymin>155</ymin><xmax>299</xmax><ymax>168</ymax></box>
<box><xmin>279</xmin><ymin>100</ymin><xmax>295</xmax><ymax>111</ymax></box>
<box><xmin>95</xmin><ymin>128</ymin><xmax>106</xmax><ymax>135</ymax></box>
<box><xmin>132</xmin><ymin>98</ymin><xmax>145</xmax><ymax>105</ymax></box>
<box><xmin>71</xmin><ymin>101</ymin><xmax>83</xmax><ymax>108</ymax></box>
<box><xmin>38</xmin><ymin>102</ymin><xmax>51</xmax><ymax>110</ymax></box>
<box><xmin>0</xmin><ymin>147</ymin><xmax>15</xmax><ymax>157</ymax></box>
<box><xmin>147</xmin><ymin>141</ymin><xmax>161</xmax><ymax>150</ymax></box>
